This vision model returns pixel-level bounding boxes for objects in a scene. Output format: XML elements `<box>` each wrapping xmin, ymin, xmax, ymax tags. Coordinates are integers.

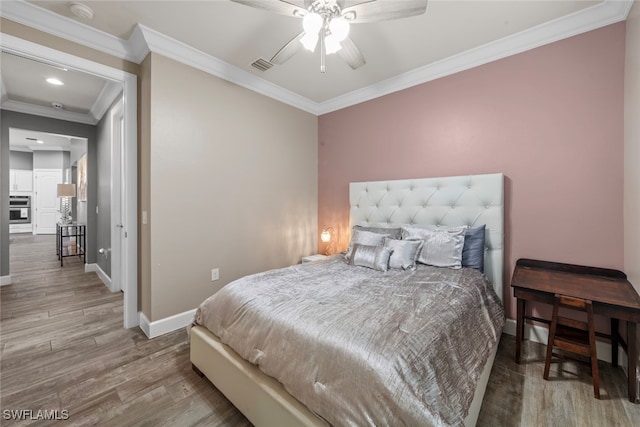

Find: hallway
<box><xmin>0</xmin><ymin>234</ymin><xmax>249</xmax><ymax>426</ymax></box>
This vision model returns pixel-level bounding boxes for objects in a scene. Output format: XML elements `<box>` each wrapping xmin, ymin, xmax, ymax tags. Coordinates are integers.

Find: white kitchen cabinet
<box><xmin>10</xmin><ymin>169</ymin><xmax>33</xmax><ymax>192</ymax></box>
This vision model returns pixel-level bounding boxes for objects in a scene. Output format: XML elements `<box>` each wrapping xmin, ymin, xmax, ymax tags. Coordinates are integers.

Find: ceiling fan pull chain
<box><xmin>320</xmin><ymin>30</ymin><xmax>326</xmax><ymax>73</ymax></box>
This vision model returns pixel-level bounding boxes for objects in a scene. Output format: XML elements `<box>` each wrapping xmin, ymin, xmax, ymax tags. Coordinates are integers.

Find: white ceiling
<box><xmin>0</xmin><ymin>0</ymin><xmax>633</xmax><ymax>118</ymax></box>
<box><xmin>2</xmin><ymin>51</ymin><xmax>108</xmax><ymax>114</ymax></box>
<box><xmin>26</xmin><ymin>0</ymin><xmax>600</xmax><ymax>103</ymax></box>
<box><xmin>9</xmin><ymin>128</ymin><xmax>85</xmax><ymax>152</ymax></box>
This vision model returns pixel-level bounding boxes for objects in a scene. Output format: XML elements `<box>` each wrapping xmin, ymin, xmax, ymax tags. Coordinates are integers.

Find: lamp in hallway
<box><xmin>57</xmin><ymin>183</ymin><xmax>76</xmax><ymax>224</ymax></box>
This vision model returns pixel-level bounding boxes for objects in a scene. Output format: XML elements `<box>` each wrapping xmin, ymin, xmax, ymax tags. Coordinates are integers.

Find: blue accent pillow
<box><xmin>462</xmin><ymin>225</ymin><xmax>486</xmax><ymax>272</ymax></box>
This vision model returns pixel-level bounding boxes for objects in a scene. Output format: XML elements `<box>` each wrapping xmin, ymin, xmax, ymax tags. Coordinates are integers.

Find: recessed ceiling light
<box><xmin>46</xmin><ymin>77</ymin><xmax>64</xmax><ymax>86</ymax></box>
<box><xmin>37</xmin><ymin>140</ymin><xmax>44</xmax><ymax>144</ymax></box>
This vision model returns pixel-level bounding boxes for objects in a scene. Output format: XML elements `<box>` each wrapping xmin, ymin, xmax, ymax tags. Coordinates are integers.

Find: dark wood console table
<box><xmin>511</xmin><ymin>258</ymin><xmax>640</xmax><ymax>403</ymax></box>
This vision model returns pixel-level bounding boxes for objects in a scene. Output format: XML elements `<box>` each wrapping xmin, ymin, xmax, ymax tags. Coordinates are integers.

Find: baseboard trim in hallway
<box><xmin>85</xmin><ymin>263</ymin><xmax>114</xmax><ymax>292</ymax></box>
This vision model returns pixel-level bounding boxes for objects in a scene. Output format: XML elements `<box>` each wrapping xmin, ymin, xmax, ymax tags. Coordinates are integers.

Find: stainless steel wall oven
<box><xmin>9</xmin><ymin>195</ymin><xmax>31</xmax><ymax>224</ymax></box>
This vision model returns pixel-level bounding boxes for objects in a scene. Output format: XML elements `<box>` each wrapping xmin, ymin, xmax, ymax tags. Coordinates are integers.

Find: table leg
<box><xmin>628</xmin><ymin>321</ymin><xmax>637</xmax><ymax>403</ymax></box>
<box><xmin>516</xmin><ymin>298</ymin><xmax>525</xmax><ymax>364</ymax></box>
<box><xmin>611</xmin><ymin>318</ymin><xmax>619</xmax><ymax>368</ymax></box>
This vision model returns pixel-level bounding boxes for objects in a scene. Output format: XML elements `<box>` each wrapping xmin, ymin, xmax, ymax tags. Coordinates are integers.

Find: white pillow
<box><xmin>383</xmin><ymin>238</ymin><xmax>423</xmax><ymax>270</ymax></box>
<box><xmin>401</xmin><ymin>225</ymin><xmax>467</xmax><ymax>269</ymax></box>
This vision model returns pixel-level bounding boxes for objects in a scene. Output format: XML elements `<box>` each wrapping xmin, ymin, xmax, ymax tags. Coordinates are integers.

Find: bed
<box><xmin>190</xmin><ymin>173</ymin><xmax>505</xmax><ymax>426</ymax></box>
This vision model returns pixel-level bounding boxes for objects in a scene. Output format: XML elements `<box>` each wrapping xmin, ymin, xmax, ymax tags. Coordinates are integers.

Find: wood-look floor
<box><xmin>1</xmin><ymin>234</ymin><xmax>639</xmax><ymax>426</ymax></box>
<box><xmin>1</xmin><ymin>234</ymin><xmax>250</xmax><ymax>427</ymax></box>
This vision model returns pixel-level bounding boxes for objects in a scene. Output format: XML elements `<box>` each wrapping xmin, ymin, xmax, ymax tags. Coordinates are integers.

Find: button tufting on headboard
<box><xmin>350</xmin><ymin>173</ymin><xmax>504</xmax><ymax>303</ymax></box>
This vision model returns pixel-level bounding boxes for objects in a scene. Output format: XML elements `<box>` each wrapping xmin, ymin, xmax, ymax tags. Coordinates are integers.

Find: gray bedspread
<box><xmin>193</xmin><ymin>256</ymin><xmax>505</xmax><ymax>426</ymax></box>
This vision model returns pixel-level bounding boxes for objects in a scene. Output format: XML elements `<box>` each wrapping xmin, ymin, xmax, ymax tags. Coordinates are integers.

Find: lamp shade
<box><xmin>57</xmin><ymin>183</ymin><xmax>77</xmax><ymax>197</ymax></box>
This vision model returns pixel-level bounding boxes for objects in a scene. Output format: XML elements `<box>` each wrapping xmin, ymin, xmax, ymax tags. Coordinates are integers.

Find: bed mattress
<box><xmin>193</xmin><ymin>256</ymin><xmax>504</xmax><ymax>426</ymax></box>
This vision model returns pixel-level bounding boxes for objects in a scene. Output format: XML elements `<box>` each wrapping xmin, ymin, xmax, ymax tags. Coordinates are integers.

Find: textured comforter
<box><xmin>193</xmin><ymin>256</ymin><xmax>505</xmax><ymax>426</ymax></box>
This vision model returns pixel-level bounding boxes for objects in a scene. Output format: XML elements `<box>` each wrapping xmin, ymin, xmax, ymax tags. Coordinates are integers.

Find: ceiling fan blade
<box><xmin>230</xmin><ymin>0</ymin><xmax>306</xmax><ymax>17</ymax></box>
<box><xmin>337</xmin><ymin>37</ymin><xmax>366</xmax><ymax>70</ymax></box>
<box><xmin>342</xmin><ymin>0</ymin><xmax>427</xmax><ymax>23</ymax></box>
<box><xmin>270</xmin><ymin>32</ymin><xmax>305</xmax><ymax>65</ymax></box>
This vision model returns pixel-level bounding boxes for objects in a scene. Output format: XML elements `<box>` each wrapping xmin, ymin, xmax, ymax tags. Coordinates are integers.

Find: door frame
<box><xmin>1</xmin><ymin>35</ymin><xmax>139</xmax><ymax>328</ymax></box>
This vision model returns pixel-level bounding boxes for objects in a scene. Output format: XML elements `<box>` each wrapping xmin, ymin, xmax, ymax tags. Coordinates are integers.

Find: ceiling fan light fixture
<box><xmin>300</xmin><ymin>32</ymin><xmax>319</xmax><ymax>52</ymax></box>
<box><xmin>329</xmin><ymin>17</ymin><xmax>349</xmax><ymax>41</ymax></box>
<box><xmin>302</xmin><ymin>13</ymin><xmax>322</xmax><ymax>35</ymax></box>
<box><xmin>325</xmin><ymin>35</ymin><xmax>342</xmax><ymax>54</ymax></box>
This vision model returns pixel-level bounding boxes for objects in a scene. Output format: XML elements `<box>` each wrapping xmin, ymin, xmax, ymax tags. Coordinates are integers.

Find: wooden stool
<box><xmin>543</xmin><ymin>294</ymin><xmax>600</xmax><ymax>399</ymax></box>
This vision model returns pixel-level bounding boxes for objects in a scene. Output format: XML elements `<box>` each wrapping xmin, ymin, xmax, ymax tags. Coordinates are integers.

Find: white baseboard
<box><xmin>85</xmin><ymin>263</ymin><xmax>115</xmax><ymax>292</ymax></box>
<box><xmin>139</xmin><ymin>308</ymin><xmax>197</xmax><ymax>339</ymax></box>
<box><xmin>503</xmin><ymin>318</ymin><xmax>629</xmax><ymax>375</ymax></box>
<box><xmin>0</xmin><ymin>275</ymin><xmax>12</xmax><ymax>286</ymax></box>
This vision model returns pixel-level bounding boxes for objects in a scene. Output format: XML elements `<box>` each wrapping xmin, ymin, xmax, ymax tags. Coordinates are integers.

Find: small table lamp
<box><xmin>57</xmin><ymin>183</ymin><xmax>76</xmax><ymax>224</ymax></box>
<box><xmin>321</xmin><ymin>227</ymin><xmax>335</xmax><ymax>255</ymax></box>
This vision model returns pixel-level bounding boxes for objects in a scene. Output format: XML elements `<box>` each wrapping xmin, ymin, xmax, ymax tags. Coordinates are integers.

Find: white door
<box><xmin>111</xmin><ymin>101</ymin><xmax>123</xmax><ymax>293</ymax></box>
<box><xmin>34</xmin><ymin>169</ymin><xmax>62</xmax><ymax>234</ymax></box>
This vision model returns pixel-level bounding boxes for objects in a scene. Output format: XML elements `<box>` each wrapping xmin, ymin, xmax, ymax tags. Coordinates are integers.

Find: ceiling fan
<box><xmin>231</xmin><ymin>0</ymin><xmax>428</xmax><ymax>72</ymax></box>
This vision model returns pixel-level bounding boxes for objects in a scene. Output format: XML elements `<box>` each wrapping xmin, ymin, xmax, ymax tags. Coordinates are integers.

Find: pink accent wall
<box><xmin>318</xmin><ymin>23</ymin><xmax>626</xmax><ymax>320</ymax></box>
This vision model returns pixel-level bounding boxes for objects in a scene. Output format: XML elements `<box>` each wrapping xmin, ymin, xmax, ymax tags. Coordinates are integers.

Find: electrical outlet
<box><xmin>142</xmin><ymin>211</ymin><xmax>148</xmax><ymax>225</ymax></box>
<box><xmin>211</xmin><ymin>268</ymin><xmax>219</xmax><ymax>281</ymax></box>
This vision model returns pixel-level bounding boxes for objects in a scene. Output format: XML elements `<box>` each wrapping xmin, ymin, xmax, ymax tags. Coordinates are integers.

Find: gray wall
<box><xmin>70</xmin><ymin>138</ymin><xmax>86</xmax><ymax>166</ymax></box>
<box><xmin>1</xmin><ymin>110</ymin><xmax>97</xmax><ymax>278</ymax></box>
<box><xmin>9</xmin><ymin>151</ymin><xmax>33</xmax><ymax>170</ymax></box>
<box><xmin>95</xmin><ymin>96</ymin><xmax>121</xmax><ymax>277</ymax></box>
<box><xmin>33</xmin><ymin>150</ymin><xmax>66</xmax><ymax>169</ymax></box>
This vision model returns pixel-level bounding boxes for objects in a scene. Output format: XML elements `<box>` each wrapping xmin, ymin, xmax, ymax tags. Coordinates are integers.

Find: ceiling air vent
<box><xmin>251</xmin><ymin>58</ymin><xmax>273</xmax><ymax>72</ymax></box>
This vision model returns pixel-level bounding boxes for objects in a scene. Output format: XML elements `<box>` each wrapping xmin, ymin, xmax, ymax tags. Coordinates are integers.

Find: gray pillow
<box><xmin>353</xmin><ymin>225</ymin><xmax>402</xmax><ymax>240</ymax></box>
<box><xmin>402</xmin><ymin>225</ymin><xmax>466</xmax><ymax>268</ymax></box>
<box><xmin>349</xmin><ymin>244</ymin><xmax>393</xmax><ymax>272</ymax></box>
<box><xmin>383</xmin><ymin>237</ymin><xmax>423</xmax><ymax>270</ymax></box>
<box><xmin>345</xmin><ymin>228</ymin><xmax>395</xmax><ymax>261</ymax></box>
<box><xmin>462</xmin><ymin>225</ymin><xmax>486</xmax><ymax>272</ymax></box>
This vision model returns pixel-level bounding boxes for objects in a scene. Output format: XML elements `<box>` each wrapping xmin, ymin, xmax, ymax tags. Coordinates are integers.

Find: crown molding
<box><xmin>0</xmin><ymin>0</ymin><xmax>135</xmax><ymax>62</ymax></box>
<box><xmin>90</xmin><ymin>80</ymin><xmax>123</xmax><ymax>122</ymax></box>
<box><xmin>3</xmin><ymin>76</ymin><xmax>125</xmax><ymax>125</ymax></box>
<box><xmin>316</xmin><ymin>0</ymin><xmax>633</xmax><ymax>114</ymax></box>
<box><xmin>0</xmin><ymin>0</ymin><xmax>633</xmax><ymax>116</ymax></box>
<box><xmin>1</xmin><ymin>99</ymin><xmax>98</xmax><ymax>125</ymax></box>
<box><xmin>136</xmin><ymin>25</ymin><xmax>320</xmax><ymax>115</ymax></box>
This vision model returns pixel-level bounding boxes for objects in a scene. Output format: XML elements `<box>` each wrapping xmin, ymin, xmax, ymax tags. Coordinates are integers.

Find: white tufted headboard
<box><xmin>349</xmin><ymin>173</ymin><xmax>504</xmax><ymax>303</ymax></box>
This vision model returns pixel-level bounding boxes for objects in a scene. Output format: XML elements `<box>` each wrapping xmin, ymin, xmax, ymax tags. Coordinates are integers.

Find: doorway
<box><xmin>33</xmin><ymin>169</ymin><xmax>62</xmax><ymax>234</ymax></box>
<box><xmin>2</xmin><ymin>35</ymin><xmax>138</xmax><ymax>328</ymax></box>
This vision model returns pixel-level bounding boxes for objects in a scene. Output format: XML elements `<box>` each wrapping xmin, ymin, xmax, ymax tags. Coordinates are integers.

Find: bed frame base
<box><xmin>190</xmin><ymin>325</ymin><xmax>496</xmax><ymax>427</ymax></box>
<box><xmin>190</xmin><ymin>326</ymin><xmax>328</xmax><ymax>427</ymax></box>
